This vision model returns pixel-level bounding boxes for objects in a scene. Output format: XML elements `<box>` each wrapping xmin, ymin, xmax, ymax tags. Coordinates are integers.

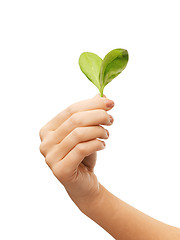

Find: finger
<box><xmin>52</xmin><ymin>109</ymin><xmax>114</xmax><ymax>144</ymax></box>
<box><xmin>42</xmin><ymin>94</ymin><xmax>114</xmax><ymax>133</ymax></box>
<box><xmin>45</xmin><ymin>126</ymin><xmax>109</xmax><ymax>165</ymax></box>
<box><xmin>93</xmin><ymin>93</ymin><xmax>107</xmax><ymax>98</ymax></box>
<box><xmin>52</xmin><ymin>139</ymin><xmax>105</xmax><ymax>179</ymax></box>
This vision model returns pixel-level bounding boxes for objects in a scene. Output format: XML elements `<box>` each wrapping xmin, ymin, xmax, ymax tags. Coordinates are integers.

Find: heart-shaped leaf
<box><xmin>100</xmin><ymin>49</ymin><xmax>129</xmax><ymax>92</ymax></box>
<box><xmin>79</xmin><ymin>49</ymin><xmax>129</xmax><ymax>97</ymax></box>
<box><xmin>79</xmin><ymin>52</ymin><xmax>102</xmax><ymax>90</ymax></box>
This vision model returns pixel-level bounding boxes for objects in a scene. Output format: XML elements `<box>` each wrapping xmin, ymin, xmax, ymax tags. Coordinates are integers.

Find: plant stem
<box><xmin>99</xmin><ymin>87</ymin><xmax>104</xmax><ymax>97</ymax></box>
<box><xmin>100</xmin><ymin>89</ymin><xmax>103</xmax><ymax>97</ymax></box>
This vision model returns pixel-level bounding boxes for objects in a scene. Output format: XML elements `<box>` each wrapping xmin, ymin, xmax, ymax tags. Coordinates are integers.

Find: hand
<box><xmin>39</xmin><ymin>94</ymin><xmax>114</xmax><ymax>207</ymax></box>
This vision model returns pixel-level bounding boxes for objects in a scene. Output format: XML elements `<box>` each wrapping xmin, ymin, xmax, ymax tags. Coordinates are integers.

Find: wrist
<box><xmin>67</xmin><ymin>183</ymin><xmax>106</xmax><ymax>215</ymax></box>
<box><xmin>79</xmin><ymin>183</ymin><xmax>106</xmax><ymax>216</ymax></box>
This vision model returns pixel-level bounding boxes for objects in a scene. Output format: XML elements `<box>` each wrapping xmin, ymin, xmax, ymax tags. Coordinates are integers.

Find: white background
<box><xmin>0</xmin><ymin>0</ymin><xmax>180</xmax><ymax>239</ymax></box>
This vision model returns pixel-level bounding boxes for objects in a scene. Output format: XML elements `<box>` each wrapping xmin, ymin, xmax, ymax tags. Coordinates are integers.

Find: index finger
<box><xmin>42</xmin><ymin>94</ymin><xmax>114</xmax><ymax>133</ymax></box>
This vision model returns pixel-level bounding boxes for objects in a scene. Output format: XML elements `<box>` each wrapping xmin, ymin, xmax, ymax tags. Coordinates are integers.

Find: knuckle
<box><xmin>39</xmin><ymin>138</ymin><xmax>51</xmax><ymax>156</ymax></box>
<box><xmin>66</xmin><ymin>105</ymin><xmax>73</xmax><ymax>116</ymax></box>
<box><xmin>44</xmin><ymin>131</ymin><xmax>54</xmax><ymax>144</ymax></box>
<box><xmin>39</xmin><ymin>126</ymin><xmax>48</xmax><ymax>140</ymax></box>
<box><xmin>52</xmin><ymin>163</ymin><xmax>70</xmax><ymax>183</ymax></box>
<box><xmin>69</xmin><ymin>113</ymin><xmax>79</xmax><ymax>126</ymax></box>
<box><xmin>39</xmin><ymin>127</ymin><xmax>44</xmax><ymax>139</ymax></box>
<box><xmin>45</xmin><ymin>154</ymin><xmax>51</xmax><ymax>165</ymax></box>
<box><xmin>75</xmin><ymin>143</ymin><xmax>86</xmax><ymax>156</ymax></box>
<box><xmin>72</xmin><ymin>128</ymin><xmax>82</xmax><ymax>140</ymax></box>
<box><xmin>45</xmin><ymin>156</ymin><xmax>50</xmax><ymax>165</ymax></box>
<box><xmin>39</xmin><ymin>142</ymin><xmax>46</xmax><ymax>155</ymax></box>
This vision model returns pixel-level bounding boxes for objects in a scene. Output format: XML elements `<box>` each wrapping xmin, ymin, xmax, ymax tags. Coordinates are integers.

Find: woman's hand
<box><xmin>39</xmin><ymin>94</ymin><xmax>114</xmax><ymax>207</ymax></box>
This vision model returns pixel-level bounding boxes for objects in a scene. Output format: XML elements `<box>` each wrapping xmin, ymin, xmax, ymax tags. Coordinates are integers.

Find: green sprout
<box><xmin>79</xmin><ymin>48</ymin><xmax>129</xmax><ymax>97</ymax></box>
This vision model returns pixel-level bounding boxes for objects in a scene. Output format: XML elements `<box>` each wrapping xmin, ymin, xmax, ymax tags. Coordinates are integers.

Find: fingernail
<box><xmin>102</xmin><ymin>141</ymin><xmax>106</xmax><ymax>148</ymax></box>
<box><xmin>106</xmin><ymin>129</ymin><xmax>109</xmax><ymax>137</ymax></box>
<box><xmin>109</xmin><ymin>115</ymin><xmax>114</xmax><ymax>124</ymax></box>
<box><xmin>105</xmin><ymin>100</ymin><xmax>114</xmax><ymax>108</ymax></box>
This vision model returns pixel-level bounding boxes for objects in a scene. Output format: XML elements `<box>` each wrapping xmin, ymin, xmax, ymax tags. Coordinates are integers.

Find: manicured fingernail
<box><xmin>105</xmin><ymin>100</ymin><xmax>114</xmax><ymax>108</ymax></box>
<box><xmin>102</xmin><ymin>141</ymin><xmax>106</xmax><ymax>148</ymax></box>
<box><xmin>109</xmin><ymin>115</ymin><xmax>114</xmax><ymax>124</ymax></box>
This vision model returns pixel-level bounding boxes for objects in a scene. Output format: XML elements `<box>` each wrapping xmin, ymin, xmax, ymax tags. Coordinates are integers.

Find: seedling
<box><xmin>79</xmin><ymin>48</ymin><xmax>129</xmax><ymax>97</ymax></box>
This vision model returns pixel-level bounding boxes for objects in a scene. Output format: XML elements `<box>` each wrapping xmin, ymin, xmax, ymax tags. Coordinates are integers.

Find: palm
<box><xmin>65</xmin><ymin>152</ymin><xmax>99</xmax><ymax>200</ymax></box>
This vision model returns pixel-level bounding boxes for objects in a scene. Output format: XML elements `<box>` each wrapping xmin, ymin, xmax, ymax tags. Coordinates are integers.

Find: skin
<box><xmin>39</xmin><ymin>94</ymin><xmax>180</xmax><ymax>240</ymax></box>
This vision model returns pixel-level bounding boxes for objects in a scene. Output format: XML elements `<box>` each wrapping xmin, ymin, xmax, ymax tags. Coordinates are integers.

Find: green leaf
<box><xmin>78</xmin><ymin>49</ymin><xmax>129</xmax><ymax>97</ymax></box>
<box><xmin>100</xmin><ymin>49</ymin><xmax>129</xmax><ymax>91</ymax></box>
<box><xmin>79</xmin><ymin>52</ymin><xmax>102</xmax><ymax>90</ymax></box>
